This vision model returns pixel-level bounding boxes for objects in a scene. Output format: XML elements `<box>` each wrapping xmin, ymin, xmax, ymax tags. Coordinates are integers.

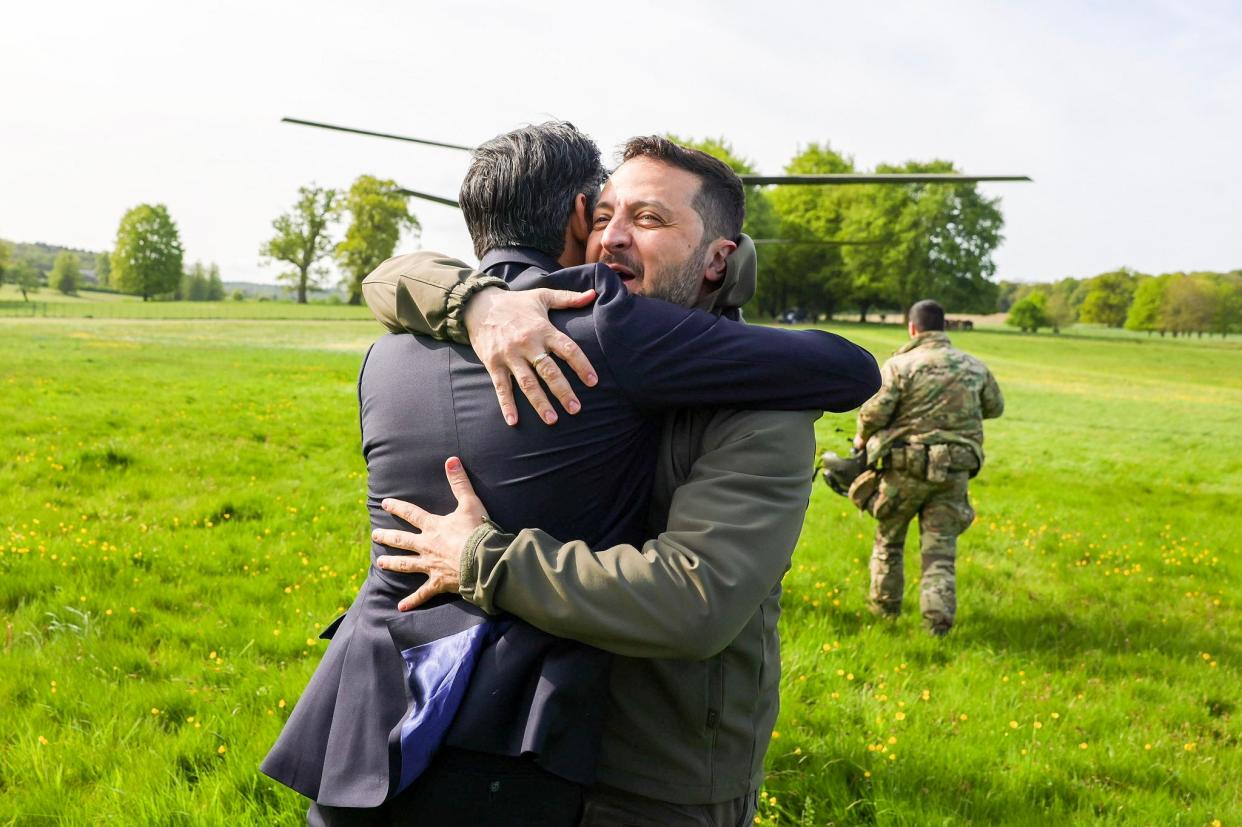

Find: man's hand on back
<box><xmin>373</xmin><ymin>457</ymin><xmax>489</xmax><ymax>611</ymax></box>
<box><xmin>463</xmin><ymin>286</ymin><xmax>600</xmax><ymax>426</ymax></box>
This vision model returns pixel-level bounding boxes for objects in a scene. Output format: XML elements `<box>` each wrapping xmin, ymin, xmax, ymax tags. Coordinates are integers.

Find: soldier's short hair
<box><xmin>620</xmin><ymin>136</ymin><xmax>746</xmax><ymax>243</ymax></box>
<box><xmin>460</xmin><ymin>122</ymin><xmax>606</xmax><ymax>260</ymax></box>
<box><xmin>909</xmin><ymin>300</ymin><xmax>946</xmax><ymax>332</ymax></box>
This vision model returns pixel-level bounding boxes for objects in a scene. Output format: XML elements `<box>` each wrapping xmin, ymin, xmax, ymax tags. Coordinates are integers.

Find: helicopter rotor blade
<box><xmin>739</xmin><ymin>173</ymin><xmax>1031</xmax><ymax>186</ymax></box>
<box><xmin>393</xmin><ymin>188</ymin><xmax>461</xmax><ymax>209</ymax></box>
<box><xmin>751</xmin><ymin>238</ymin><xmax>885</xmax><ymax>246</ymax></box>
<box><xmin>281</xmin><ymin>117</ymin><xmax>475</xmax><ymax>152</ymax></box>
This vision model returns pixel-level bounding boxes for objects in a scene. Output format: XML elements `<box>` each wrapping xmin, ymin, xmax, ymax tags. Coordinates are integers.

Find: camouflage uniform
<box><xmin>856</xmin><ymin>331</ymin><xmax>1004</xmax><ymax>634</ymax></box>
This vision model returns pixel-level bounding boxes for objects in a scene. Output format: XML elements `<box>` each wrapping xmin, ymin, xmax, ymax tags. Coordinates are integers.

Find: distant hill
<box><xmin>2</xmin><ymin>238</ymin><xmax>107</xmax><ymax>283</ymax></box>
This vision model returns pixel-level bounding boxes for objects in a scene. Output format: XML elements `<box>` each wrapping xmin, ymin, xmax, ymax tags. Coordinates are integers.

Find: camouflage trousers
<box><xmin>867</xmin><ymin>469</ymin><xmax>975</xmax><ymax>632</ymax></box>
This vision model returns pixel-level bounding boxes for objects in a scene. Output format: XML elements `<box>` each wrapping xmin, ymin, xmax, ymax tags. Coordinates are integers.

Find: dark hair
<box><xmin>909</xmin><ymin>299</ymin><xmax>946</xmax><ymax>331</ymax></box>
<box><xmin>620</xmin><ymin>136</ymin><xmax>745</xmax><ymax>242</ymax></box>
<box><xmin>459</xmin><ymin>122</ymin><xmax>605</xmax><ymax>259</ymax></box>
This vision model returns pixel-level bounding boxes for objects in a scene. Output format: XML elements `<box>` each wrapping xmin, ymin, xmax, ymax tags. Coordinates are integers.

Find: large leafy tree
<box><xmin>1078</xmin><ymin>270</ymin><xmax>1135</xmax><ymax>327</ymax></box>
<box><xmin>52</xmin><ymin>251</ymin><xmax>82</xmax><ymax>295</ymax></box>
<box><xmin>261</xmin><ymin>185</ymin><xmax>340</xmax><ymax>304</ymax></box>
<box><xmin>1007</xmin><ymin>291</ymin><xmax>1051</xmax><ymax>332</ymax></box>
<box><xmin>842</xmin><ymin>160</ymin><xmax>1004</xmax><ymax>320</ymax></box>
<box><xmin>336</xmin><ymin>176</ymin><xmax>419</xmax><ymax>305</ymax></box>
<box><xmin>766</xmin><ymin>143</ymin><xmax>858</xmax><ymax>319</ymax></box>
<box><xmin>111</xmin><ymin>204</ymin><xmax>185</xmax><ymax>300</ymax></box>
<box><xmin>1161</xmin><ymin>274</ymin><xmax>1216</xmax><ymax>337</ymax></box>
<box><xmin>1125</xmin><ymin>275</ymin><xmax>1168</xmax><ymax>335</ymax></box>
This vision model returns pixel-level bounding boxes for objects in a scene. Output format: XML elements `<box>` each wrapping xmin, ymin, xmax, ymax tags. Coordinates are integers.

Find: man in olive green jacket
<box><xmin>366</xmin><ymin>136</ymin><xmax>878</xmax><ymax>825</ymax></box>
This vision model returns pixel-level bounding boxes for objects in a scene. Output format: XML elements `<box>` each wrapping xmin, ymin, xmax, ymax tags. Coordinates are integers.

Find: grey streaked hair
<box><xmin>460</xmin><ymin>121</ymin><xmax>605</xmax><ymax>260</ymax></box>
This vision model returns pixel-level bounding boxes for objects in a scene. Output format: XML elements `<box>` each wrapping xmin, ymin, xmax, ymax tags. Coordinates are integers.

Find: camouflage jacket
<box><xmin>857</xmin><ymin>331</ymin><xmax>1004</xmax><ymax>470</ymax></box>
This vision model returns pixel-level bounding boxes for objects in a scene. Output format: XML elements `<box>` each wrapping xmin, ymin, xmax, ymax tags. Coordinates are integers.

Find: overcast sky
<box><xmin>2</xmin><ymin>0</ymin><xmax>1239</xmax><ymax>285</ymax></box>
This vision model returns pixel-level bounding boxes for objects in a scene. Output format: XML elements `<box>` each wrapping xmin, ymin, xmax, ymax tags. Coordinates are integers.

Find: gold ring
<box><xmin>531</xmin><ymin>352</ymin><xmax>552</xmax><ymax>370</ymax></box>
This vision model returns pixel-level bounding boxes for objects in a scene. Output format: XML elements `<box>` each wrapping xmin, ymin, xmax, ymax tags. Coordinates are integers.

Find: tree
<box><xmin>1046</xmin><ymin>292</ymin><xmax>1076</xmax><ymax>333</ymax></box>
<box><xmin>336</xmin><ymin>176</ymin><xmax>419</xmax><ymax>305</ymax></box>
<box><xmin>95</xmin><ymin>251</ymin><xmax>112</xmax><ymax>287</ymax></box>
<box><xmin>182</xmin><ymin>261</ymin><xmax>209</xmax><ymax>301</ymax></box>
<box><xmin>10</xmin><ymin>260</ymin><xmax>41</xmax><ymax>301</ymax></box>
<box><xmin>206</xmin><ymin>263</ymin><xmax>225</xmax><ymax>301</ymax></box>
<box><xmin>261</xmin><ymin>185</ymin><xmax>339</xmax><ymax>303</ymax></box>
<box><xmin>52</xmin><ymin>251</ymin><xmax>82</xmax><ymax>295</ymax></box>
<box><xmin>1006</xmin><ymin>291</ymin><xmax>1050</xmax><ymax>332</ymax></box>
<box><xmin>111</xmin><ymin>204</ymin><xmax>184</xmax><ymax>300</ymax></box>
<box><xmin>1125</xmin><ymin>275</ymin><xmax>1168</xmax><ymax>335</ymax></box>
<box><xmin>766</xmin><ymin>143</ymin><xmax>858</xmax><ymax>319</ymax></box>
<box><xmin>0</xmin><ymin>239</ymin><xmax>10</xmax><ymax>287</ymax></box>
<box><xmin>1212</xmin><ymin>272</ymin><xmax>1242</xmax><ymax>337</ymax></box>
<box><xmin>842</xmin><ymin>160</ymin><xmax>1004</xmax><ymax>321</ymax></box>
<box><xmin>1161</xmin><ymin>274</ymin><xmax>1215</xmax><ymax>337</ymax></box>
<box><xmin>1078</xmin><ymin>270</ymin><xmax>1135</xmax><ymax>327</ymax></box>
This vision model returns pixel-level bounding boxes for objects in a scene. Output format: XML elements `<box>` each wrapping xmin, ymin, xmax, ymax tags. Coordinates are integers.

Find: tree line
<box><xmin>1001</xmin><ymin>268</ymin><xmax>1242</xmax><ymax>337</ymax></box>
<box><xmin>0</xmin><ymin>175</ymin><xmax>420</xmax><ymax>305</ymax></box>
<box><xmin>675</xmin><ymin>138</ymin><xmax>1005</xmax><ymax>321</ymax></box>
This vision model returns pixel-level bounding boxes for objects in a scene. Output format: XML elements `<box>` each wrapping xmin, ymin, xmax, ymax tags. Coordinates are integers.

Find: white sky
<box><xmin>2</xmin><ymin>0</ymin><xmax>1240</xmax><ymax>284</ymax></box>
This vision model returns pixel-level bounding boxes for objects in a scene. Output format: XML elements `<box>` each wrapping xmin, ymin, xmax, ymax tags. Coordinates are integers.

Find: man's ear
<box><xmin>703</xmin><ymin>237</ymin><xmax>738</xmax><ymax>285</ymax></box>
<box><xmin>569</xmin><ymin>193</ymin><xmax>590</xmax><ymax>245</ymax></box>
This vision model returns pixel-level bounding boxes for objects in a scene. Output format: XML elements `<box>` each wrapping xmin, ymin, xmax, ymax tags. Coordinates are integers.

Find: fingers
<box><xmin>542</xmin><ymin>287</ymin><xmax>597</xmax><ymax>310</ymax></box>
<box><xmin>484</xmin><ymin>359</ymin><xmax>520</xmax><ymax>427</ymax></box>
<box><xmin>443</xmin><ymin>457</ymin><xmax>482</xmax><ymax>511</ymax></box>
<box><xmin>509</xmin><ymin>360</ymin><xmax>558</xmax><ymax>425</ymax></box>
<box><xmin>376</xmin><ymin>552</ymin><xmax>427</xmax><ymax>573</ymax></box>
<box><xmin>531</xmin><ymin>351</ymin><xmax>579</xmax><ymax>416</ymax></box>
<box><xmin>381</xmin><ymin>498</ymin><xmax>431</xmax><ymax>529</ymax></box>
<box><xmin>548</xmin><ymin>331</ymin><xmax>598</xmax><ymax>388</ymax></box>
<box><xmin>372</xmin><ymin>529</ymin><xmax>428</xmax><ymax>553</ymax></box>
<box><xmin>398</xmin><ymin>583</ymin><xmax>438</xmax><ymax>612</ymax></box>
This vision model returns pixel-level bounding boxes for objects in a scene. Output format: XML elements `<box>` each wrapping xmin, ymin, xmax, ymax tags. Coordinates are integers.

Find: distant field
<box><xmin>1</xmin><ymin>319</ymin><xmax>1238</xmax><ymax>825</ymax></box>
<box><xmin>0</xmin><ymin>285</ymin><xmax>372</xmax><ymax>321</ymax></box>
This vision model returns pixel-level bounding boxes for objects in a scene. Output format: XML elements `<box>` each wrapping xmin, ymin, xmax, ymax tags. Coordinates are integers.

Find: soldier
<box><xmin>853</xmin><ymin>299</ymin><xmax>1004</xmax><ymax>635</ymax></box>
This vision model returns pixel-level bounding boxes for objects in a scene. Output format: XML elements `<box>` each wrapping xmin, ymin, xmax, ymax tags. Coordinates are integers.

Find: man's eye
<box><xmin>637</xmin><ymin>213</ymin><xmax>662</xmax><ymax>225</ymax></box>
<box><xmin>593</xmin><ymin>215</ymin><xmax>611</xmax><ymax>226</ymax></box>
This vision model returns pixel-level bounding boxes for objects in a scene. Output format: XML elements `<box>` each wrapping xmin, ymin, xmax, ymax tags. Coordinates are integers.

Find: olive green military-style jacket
<box><xmin>858</xmin><ymin>331</ymin><xmax>1004</xmax><ymax>471</ymax></box>
<box><xmin>361</xmin><ymin>244</ymin><xmax>820</xmax><ymax>804</ymax></box>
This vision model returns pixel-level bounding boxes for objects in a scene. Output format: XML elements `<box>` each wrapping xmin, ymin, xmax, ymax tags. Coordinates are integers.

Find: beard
<box><xmin>600</xmin><ymin>238</ymin><xmax>711</xmax><ymax>308</ymax></box>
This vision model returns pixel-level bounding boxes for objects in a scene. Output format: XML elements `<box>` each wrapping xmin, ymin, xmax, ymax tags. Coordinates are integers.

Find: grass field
<box><xmin>1</xmin><ymin>318</ymin><xmax>1238</xmax><ymax>825</ymax></box>
<box><xmin>0</xmin><ymin>285</ymin><xmax>373</xmax><ymax>321</ymax></box>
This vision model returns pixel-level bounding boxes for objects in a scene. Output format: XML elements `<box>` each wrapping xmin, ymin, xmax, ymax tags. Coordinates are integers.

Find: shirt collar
<box><xmin>479</xmin><ymin>246</ymin><xmax>562</xmax><ymax>276</ymax></box>
<box><xmin>896</xmin><ymin>330</ymin><xmax>951</xmax><ymax>355</ymax></box>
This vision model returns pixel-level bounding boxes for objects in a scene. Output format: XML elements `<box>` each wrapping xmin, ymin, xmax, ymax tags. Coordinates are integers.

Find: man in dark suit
<box><xmin>261</xmin><ymin>123</ymin><xmax>879</xmax><ymax>826</ymax></box>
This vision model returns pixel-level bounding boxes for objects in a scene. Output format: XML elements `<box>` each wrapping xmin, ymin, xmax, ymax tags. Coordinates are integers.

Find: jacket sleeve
<box><xmin>360</xmin><ymin>251</ymin><xmax>507</xmax><ymax>343</ymax></box>
<box><xmin>458</xmin><ymin>409</ymin><xmax>819</xmax><ymax>660</ymax></box>
<box><xmin>981</xmin><ymin>368</ymin><xmax>1005</xmax><ymax>419</ymax></box>
<box><xmin>856</xmin><ymin>360</ymin><xmax>900</xmax><ymax>440</ymax></box>
<box><xmin>595</xmin><ymin>286</ymin><xmax>880</xmax><ymax>414</ymax></box>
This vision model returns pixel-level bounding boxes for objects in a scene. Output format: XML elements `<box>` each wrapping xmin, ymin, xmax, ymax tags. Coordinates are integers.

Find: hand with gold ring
<box><xmin>462</xmin><ymin>286</ymin><xmax>600</xmax><ymax>427</ymax></box>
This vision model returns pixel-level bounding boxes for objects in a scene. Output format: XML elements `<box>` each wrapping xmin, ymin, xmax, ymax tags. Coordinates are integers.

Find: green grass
<box><xmin>0</xmin><ymin>285</ymin><xmax>373</xmax><ymax>321</ymax></box>
<box><xmin>1</xmin><ymin>319</ymin><xmax>1238</xmax><ymax>825</ymax></box>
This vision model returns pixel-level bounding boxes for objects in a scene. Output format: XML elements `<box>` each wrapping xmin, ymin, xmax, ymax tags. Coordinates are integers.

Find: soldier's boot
<box><xmin>919</xmin><ymin>541</ymin><xmax>957</xmax><ymax>637</ymax></box>
<box><xmin>868</xmin><ymin>540</ymin><xmax>905</xmax><ymax>617</ymax></box>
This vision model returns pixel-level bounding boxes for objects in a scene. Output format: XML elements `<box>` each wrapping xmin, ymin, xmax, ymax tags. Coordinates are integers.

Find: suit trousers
<box><xmin>579</xmin><ymin>784</ymin><xmax>757</xmax><ymax>827</ymax></box>
<box><xmin>306</xmin><ymin>748</ymin><xmax>583</xmax><ymax>827</ymax></box>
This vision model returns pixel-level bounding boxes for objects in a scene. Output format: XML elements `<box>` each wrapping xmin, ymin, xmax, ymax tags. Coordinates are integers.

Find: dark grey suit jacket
<box><xmin>261</xmin><ymin>247</ymin><xmax>880</xmax><ymax>807</ymax></box>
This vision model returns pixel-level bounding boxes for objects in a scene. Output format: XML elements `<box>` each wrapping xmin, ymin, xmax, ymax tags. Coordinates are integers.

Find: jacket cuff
<box><xmin>445</xmin><ymin>276</ymin><xmax>509</xmax><ymax>345</ymax></box>
<box><xmin>459</xmin><ymin>518</ymin><xmax>502</xmax><ymax>595</ymax></box>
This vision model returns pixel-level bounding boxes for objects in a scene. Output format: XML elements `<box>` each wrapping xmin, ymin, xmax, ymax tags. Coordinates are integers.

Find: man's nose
<box><xmin>599</xmin><ymin>215</ymin><xmax>631</xmax><ymax>250</ymax></box>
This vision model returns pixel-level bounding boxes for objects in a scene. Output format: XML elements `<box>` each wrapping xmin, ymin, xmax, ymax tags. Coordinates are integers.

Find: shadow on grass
<box><xmin>955</xmin><ymin>604</ymin><xmax>1237</xmax><ymax>667</ymax></box>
